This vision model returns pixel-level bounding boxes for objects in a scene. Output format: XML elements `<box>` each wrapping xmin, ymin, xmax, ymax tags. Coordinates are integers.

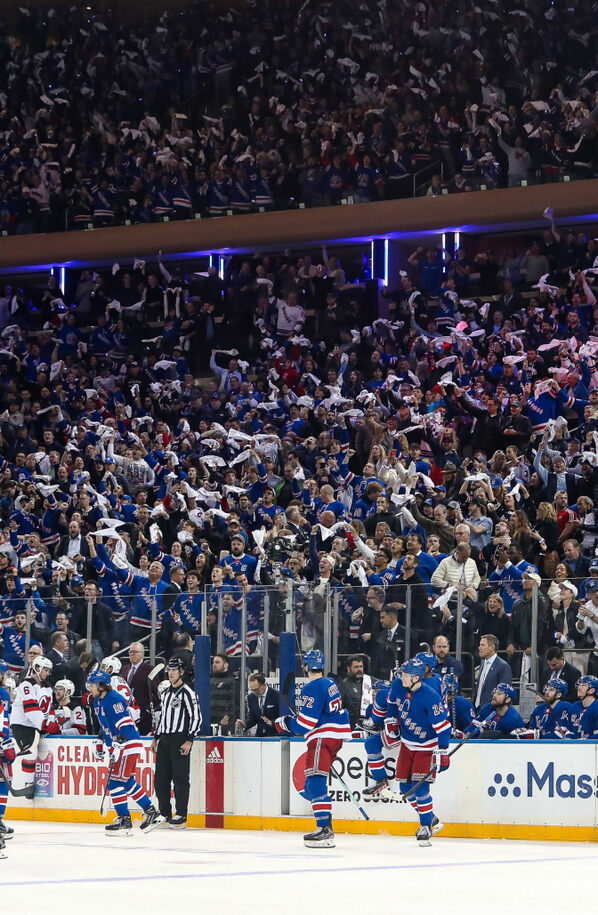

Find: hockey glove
<box><xmin>93</xmin><ymin>740</ymin><xmax>106</xmax><ymax>761</ymax></box>
<box><xmin>274</xmin><ymin>716</ymin><xmax>292</xmax><ymax>735</ymax></box>
<box><xmin>82</xmin><ymin>691</ymin><xmax>94</xmax><ymax>708</ymax></box>
<box><xmin>0</xmin><ymin>738</ymin><xmax>16</xmax><ymax>764</ymax></box>
<box><xmin>107</xmin><ymin>744</ymin><xmax>122</xmax><ymax>764</ymax></box>
<box><xmin>437</xmin><ymin>751</ymin><xmax>450</xmax><ymax>773</ymax></box>
<box><xmin>381</xmin><ymin>717</ymin><xmax>401</xmax><ymax>749</ymax></box>
<box><xmin>42</xmin><ymin>719</ymin><xmax>61</xmax><ymax>736</ymax></box>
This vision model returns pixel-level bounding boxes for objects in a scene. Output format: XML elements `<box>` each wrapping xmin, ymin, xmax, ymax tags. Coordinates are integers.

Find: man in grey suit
<box><xmin>475</xmin><ymin>634</ymin><xmax>512</xmax><ymax>710</ymax></box>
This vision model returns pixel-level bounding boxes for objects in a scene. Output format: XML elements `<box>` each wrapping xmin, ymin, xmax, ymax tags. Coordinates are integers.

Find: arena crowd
<box><xmin>0</xmin><ymin>204</ymin><xmax>598</xmax><ymax>741</ymax></box>
<box><xmin>0</xmin><ymin>0</ymin><xmax>596</xmax><ymax>233</ymax></box>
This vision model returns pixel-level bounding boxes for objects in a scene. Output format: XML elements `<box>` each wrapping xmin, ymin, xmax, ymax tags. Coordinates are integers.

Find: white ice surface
<box><xmin>1</xmin><ymin>822</ymin><xmax>594</xmax><ymax>915</ymax></box>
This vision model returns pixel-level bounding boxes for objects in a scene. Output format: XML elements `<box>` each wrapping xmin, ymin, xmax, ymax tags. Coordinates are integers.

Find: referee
<box><xmin>151</xmin><ymin>657</ymin><xmax>202</xmax><ymax>829</ymax></box>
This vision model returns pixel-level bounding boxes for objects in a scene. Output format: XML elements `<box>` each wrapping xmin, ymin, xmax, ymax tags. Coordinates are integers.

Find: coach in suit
<box><xmin>46</xmin><ymin>631</ymin><xmax>70</xmax><ymax>684</ymax></box>
<box><xmin>539</xmin><ymin>646</ymin><xmax>582</xmax><ymax>703</ymax></box>
<box><xmin>121</xmin><ymin>642</ymin><xmax>157</xmax><ymax>735</ymax></box>
<box><xmin>236</xmin><ymin>673</ymin><xmax>280</xmax><ymax>737</ymax></box>
<box><xmin>474</xmin><ymin>633</ymin><xmax>513</xmax><ymax>710</ymax></box>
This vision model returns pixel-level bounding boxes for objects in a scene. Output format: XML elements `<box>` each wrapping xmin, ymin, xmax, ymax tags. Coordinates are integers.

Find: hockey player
<box><xmin>442</xmin><ymin>674</ymin><xmax>475</xmax><ymax>735</ymax></box>
<box><xmin>576</xmin><ymin>676</ymin><xmax>598</xmax><ymax>738</ymax></box>
<box><xmin>101</xmin><ymin>655</ymin><xmax>141</xmax><ymax>724</ymax></box>
<box><xmin>10</xmin><ymin>656</ymin><xmax>59</xmax><ymax>798</ymax></box>
<box><xmin>0</xmin><ymin>695</ymin><xmax>16</xmax><ymax>847</ymax></box>
<box><xmin>87</xmin><ymin>669</ymin><xmax>164</xmax><ymax>835</ymax></box>
<box><xmin>0</xmin><ymin>661</ymin><xmax>12</xmax><ymax>714</ymax></box>
<box><xmin>362</xmin><ymin>679</ymin><xmax>401</xmax><ymax>798</ymax></box>
<box><xmin>527</xmin><ymin>681</ymin><xmax>570</xmax><ymax>738</ymax></box>
<box><xmin>275</xmin><ymin>650</ymin><xmax>352</xmax><ymax>848</ymax></box>
<box><xmin>385</xmin><ymin>657</ymin><xmax>451</xmax><ymax>846</ymax></box>
<box><xmin>415</xmin><ymin>651</ymin><xmax>443</xmax><ymax>693</ymax></box>
<box><xmin>54</xmin><ymin>679</ymin><xmax>87</xmax><ymax>736</ymax></box>
<box><xmin>466</xmin><ymin>684</ymin><xmax>524</xmax><ymax>738</ymax></box>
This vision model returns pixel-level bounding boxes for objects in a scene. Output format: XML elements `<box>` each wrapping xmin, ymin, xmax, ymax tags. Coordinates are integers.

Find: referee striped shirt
<box><xmin>156</xmin><ymin>684</ymin><xmax>202</xmax><ymax>739</ymax></box>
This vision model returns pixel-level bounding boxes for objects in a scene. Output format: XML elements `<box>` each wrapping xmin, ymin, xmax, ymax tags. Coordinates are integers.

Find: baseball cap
<box><xmin>491</xmin><ymin>478</ymin><xmax>503</xmax><ymax>489</ymax></box>
<box><xmin>559</xmin><ymin>580</ymin><xmax>578</xmax><ymax>597</ymax></box>
<box><xmin>586</xmin><ymin>579</ymin><xmax>598</xmax><ymax>593</ymax></box>
<box><xmin>70</xmin><ymin>575</ymin><xmax>83</xmax><ymax>586</ymax></box>
<box><xmin>523</xmin><ymin>571</ymin><xmax>542</xmax><ymax>585</ymax></box>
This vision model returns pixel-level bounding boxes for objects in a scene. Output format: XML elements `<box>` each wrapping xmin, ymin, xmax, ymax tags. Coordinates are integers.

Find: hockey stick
<box><xmin>100</xmin><ymin>757</ymin><xmax>115</xmax><ymax>817</ymax></box>
<box><xmin>282</xmin><ymin>672</ymin><xmax>370</xmax><ymax>821</ymax></box>
<box><xmin>329</xmin><ymin>763</ymin><xmax>370</xmax><ymax>821</ymax></box>
<box><xmin>282</xmin><ymin>671</ymin><xmax>295</xmax><ymax>714</ymax></box>
<box><xmin>401</xmin><ymin>711</ymin><xmax>496</xmax><ymax>803</ymax></box>
<box><xmin>0</xmin><ymin>758</ymin><xmax>16</xmax><ymax>798</ymax></box>
<box><xmin>147</xmin><ymin>662</ymin><xmax>165</xmax><ymax>730</ymax></box>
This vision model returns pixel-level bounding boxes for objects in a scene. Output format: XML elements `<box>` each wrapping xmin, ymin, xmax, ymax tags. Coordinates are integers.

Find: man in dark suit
<box><xmin>121</xmin><ymin>642</ymin><xmax>157</xmax><ymax>735</ymax></box>
<box><xmin>539</xmin><ymin>646</ymin><xmax>582</xmax><ymax>703</ymax></box>
<box><xmin>57</xmin><ymin>520</ymin><xmax>90</xmax><ymax>566</ymax></box>
<box><xmin>370</xmin><ymin>604</ymin><xmax>407</xmax><ymax>680</ymax></box>
<box><xmin>236</xmin><ymin>673</ymin><xmax>280</xmax><ymax>736</ymax></box>
<box><xmin>474</xmin><ymin>633</ymin><xmax>513</xmax><ymax>710</ymax></box>
<box><xmin>46</xmin><ymin>631</ymin><xmax>70</xmax><ymax>685</ymax></box>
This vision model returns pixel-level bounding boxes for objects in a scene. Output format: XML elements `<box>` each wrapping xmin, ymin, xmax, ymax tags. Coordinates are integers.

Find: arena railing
<box><xmin>10</xmin><ymin>577</ymin><xmax>595</xmax><ymax>721</ymax></box>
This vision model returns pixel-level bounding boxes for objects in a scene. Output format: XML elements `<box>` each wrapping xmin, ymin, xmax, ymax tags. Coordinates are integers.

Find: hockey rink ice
<box><xmin>1</xmin><ymin>822</ymin><xmax>594</xmax><ymax>913</ymax></box>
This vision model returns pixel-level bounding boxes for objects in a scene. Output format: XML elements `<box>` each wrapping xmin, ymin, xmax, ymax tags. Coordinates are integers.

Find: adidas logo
<box><xmin>207</xmin><ymin>746</ymin><xmax>223</xmax><ymax>763</ymax></box>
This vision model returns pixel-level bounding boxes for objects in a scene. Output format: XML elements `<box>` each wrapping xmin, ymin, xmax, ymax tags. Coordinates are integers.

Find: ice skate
<box><xmin>0</xmin><ymin>835</ymin><xmax>6</xmax><ymax>859</ymax></box>
<box><xmin>105</xmin><ymin>815</ymin><xmax>133</xmax><ymax>836</ymax></box>
<box><xmin>416</xmin><ymin>825</ymin><xmax>432</xmax><ymax>847</ymax></box>
<box><xmin>0</xmin><ymin>819</ymin><xmax>14</xmax><ymax>840</ymax></box>
<box><xmin>431</xmin><ymin>815</ymin><xmax>444</xmax><ymax>835</ymax></box>
<box><xmin>303</xmin><ymin>825</ymin><xmax>335</xmax><ymax>848</ymax></box>
<box><xmin>140</xmin><ymin>805</ymin><xmax>165</xmax><ymax>833</ymax></box>
<box><xmin>363</xmin><ymin>778</ymin><xmax>389</xmax><ymax>798</ymax></box>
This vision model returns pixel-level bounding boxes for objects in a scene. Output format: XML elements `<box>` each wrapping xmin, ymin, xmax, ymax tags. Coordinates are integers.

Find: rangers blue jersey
<box><xmin>387</xmin><ymin>680</ymin><xmax>450</xmax><ymax>751</ymax></box>
<box><xmin>468</xmin><ymin>705</ymin><xmax>523</xmax><ymax>736</ymax></box>
<box><xmin>219</xmin><ymin>553</ymin><xmax>258</xmax><ymax>583</ymax></box>
<box><xmin>579</xmin><ymin>700</ymin><xmax>598</xmax><ymax>739</ymax></box>
<box><xmin>95</xmin><ymin>688</ymin><xmax>141</xmax><ymax>748</ymax></box>
<box><xmin>289</xmin><ymin>677</ymin><xmax>352</xmax><ymax>744</ymax></box>
<box><xmin>528</xmin><ymin>701</ymin><xmax>571</xmax><ymax>738</ymax></box>
<box><xmin>563</xmin><ymin>700</ymin><xmax>584</xmax><ymax>737</ymax></box>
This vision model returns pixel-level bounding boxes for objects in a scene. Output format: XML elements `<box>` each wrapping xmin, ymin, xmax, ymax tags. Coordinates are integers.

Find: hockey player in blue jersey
<box><xmin>442</xmin><ymin>674</ymin><xmax>476</xmax><ymax>734</ymax></box>
<box><xmin>275</xmin><ymin>650</ymin><xmax>352</xmax><ymax>848</ymax></box>
<box><xmin>466</xmin><ymin>684</ymin><xmax>523</xmax><ymax>738</ymax></box>
<box><xmin>576</xmin><ymin>676</ymin><xmax>598</xmax><ymax>739</ymax></box>
<box><xmin>361</xmin><ymin>680</ymin><xmax>402</xmax><ymax>797</ymax></box>
<box><xmin>527</xmin><ymin>681</ymin><xmax>571</xmax><ymax>738</ymax></box>
<box><xmin>87</xmin><ymin>670</ymin><xmax>164</xmax><ymax>835</ymax></box>
<box><xmin>385</xmin><ymin>657</ymin><xmax>451</xmax><ymax>846</ymax></box>
<box><xmin>0</xmin><ymin>696</ymin><xmax>16</xmax><ymax>848</ymax></box>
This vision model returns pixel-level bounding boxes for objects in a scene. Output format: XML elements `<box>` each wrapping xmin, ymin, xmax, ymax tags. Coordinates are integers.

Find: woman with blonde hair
<box><xmin>474</xmin><ymin>593</ymin><xmax>510</xmax><ymax>649</ymax></box>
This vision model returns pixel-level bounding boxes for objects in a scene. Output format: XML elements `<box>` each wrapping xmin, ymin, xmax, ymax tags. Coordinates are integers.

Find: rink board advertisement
<box><xmin>288</xmin><ymin>741</ymin><xmax>598</xmax><ymax>827</ymax></box>
<box><xmin>7</xmin><ymin>737</ymin><xmax>598</xmax><ymax>838</ymax></box>
<box><xmin>8</xmin><ymin>738</ymin><xmax>204</xmax><ymax>816</ymax></box>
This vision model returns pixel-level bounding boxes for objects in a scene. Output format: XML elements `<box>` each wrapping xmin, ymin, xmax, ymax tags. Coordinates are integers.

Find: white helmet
<box><xmin>31</xmin><ymin>656</ymin><xmax>53</xmax><ymax>678</ymax></box>
<box><xmin>157</xmin><ymin>680</ymin><xmax>170</xmax><ymax>697</ymax></box>
<box><xmin>54</xmin><ymin>679</ymin><xmax>75</xmax><ymax>700</ymax></box>
<box><xmin>101</xmin><ymin>655</ymin><xmax>122</xmax><ymax>676</ymax></box>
